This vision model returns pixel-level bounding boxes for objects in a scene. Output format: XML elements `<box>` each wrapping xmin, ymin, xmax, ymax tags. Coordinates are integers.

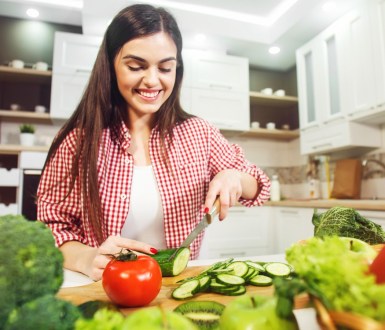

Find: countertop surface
<box><xmin>61</xmin><ymin>254</ymin><xmax>321</xmax><ymax>330</ymax></box>
<box><xmin>266</xmin><ymin>199</ymin><xmax>385</xmax><ymax>211</ymax></box>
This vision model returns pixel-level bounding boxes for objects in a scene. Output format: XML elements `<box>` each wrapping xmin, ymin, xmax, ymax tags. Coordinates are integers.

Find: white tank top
<box><xmin>120</xmin><ymin>165</ymin><xmax>166</xmax><ymax>249</ymax></box>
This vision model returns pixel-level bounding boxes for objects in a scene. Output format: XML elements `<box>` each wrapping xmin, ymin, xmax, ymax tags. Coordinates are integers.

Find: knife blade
<box><xmin>168</xmin><ymin>197</ymin><xmax>221</xmax><ymax>260</ymax></box>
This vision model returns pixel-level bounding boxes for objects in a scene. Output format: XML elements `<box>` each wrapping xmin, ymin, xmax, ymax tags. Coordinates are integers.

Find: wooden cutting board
<box><xmin>57</xmin><ymin>266</ymin><xmax>310</xmax><ymax>315</ymax></box>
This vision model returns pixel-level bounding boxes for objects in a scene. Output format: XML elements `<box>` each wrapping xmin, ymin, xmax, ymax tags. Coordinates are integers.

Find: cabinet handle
<box><xmin>76</xmin><ymin>69</ymin><xmax>91</xmax><ymax>73</ymax></box>
<box><xmin>279</xmin><ymin>210</ymin><xmax>300</xmax><ymax>215</ymax></box>
<box><xmin>219</xmin><ymin>252</ymin><xmax>246</xmax><ymax>258</ymax></box>
<box><xmin>229</xmin><ymin>209</ymin><xmax>246</xmax><ymax>214</ymax></box>
<box><xmin>209</xmin><ymin>84</ymin><xmax>233</xmax><ymax>90</ymax></box>
<box><xmin>312</xmin><ymin>143</ymin><xmax>332</xmax><ymax>150</ymax></box>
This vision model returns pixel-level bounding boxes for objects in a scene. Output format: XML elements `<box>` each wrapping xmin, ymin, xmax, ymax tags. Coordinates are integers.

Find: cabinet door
<box><xmin>199</xmin><ymin>206</ymin><xmax>274</xmax><ymax>260</ymax></box>
<box><xmin>296</xmin><ymin>40</ymin><xmax>324</xmax><ymax>129</ymax></box>
<box><xmin>50</xmin><ymin>74</ymin><xmax>90</xmax><ymax>119</ymax></box>
<box><xmin>190</xmin><ymin>89</ymin><xmax>250</xmax><ymax>131</ymax></box>
<box><xmin>186</xmin><ymin>50</ymin><xmax>249</xmax><ymax>93</ymax></box>
<box><xmin>274</xmin><ymin>207</ymin><xmax>315</xmax><ymax>254</ymax></box>
<box><xmin>373</xmin><ymin>0</ymin><xmax>385</xmax><ymax>110</ymax></box>
<box><xmin>344</xmin><ymin>7</ymin><xmax>377</xmax><ymax>117</ymax></box>
<box><xmin>52</xmin><ymin>32</ymin><xmax>102</xmax><ymax>75</ymax></box>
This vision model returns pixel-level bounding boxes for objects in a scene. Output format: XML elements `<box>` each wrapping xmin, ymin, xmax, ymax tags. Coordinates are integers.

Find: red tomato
<box><xmin>102</xmin><ymin>253</ymin><xmax>162</xmax><ymax>307</ymax></box>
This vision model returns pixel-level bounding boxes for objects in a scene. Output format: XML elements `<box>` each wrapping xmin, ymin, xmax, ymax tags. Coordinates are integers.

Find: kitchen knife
<box><xmin>168</xmin><ymin>197</ymin><xmax>220</xmax><ymax>260</ymax></box>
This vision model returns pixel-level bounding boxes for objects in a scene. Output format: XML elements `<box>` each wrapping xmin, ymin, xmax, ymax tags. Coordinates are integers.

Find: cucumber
<box><xmin>227</xmin><ymin>261</ymin><xmax>249</xmax><ymax>277</ymax></box>
<box><xmin>245</xmin><ymin>261</ymin><xmax>265</xmax><ymax>273</ymax></box>
<box><xmin>264</xmin><ymin>262</ymin><xmax>292</xmax><ymax>277</ymax></box>
<box><xmin>151</xmin><ymin>247</ymin><xmax>190</xmax><ymax>277</ymax></box>
<box><xmin>216</xmin><ymin>274</ymin><xmax>245</xmax><ymax>286</ymax></box>
<box><xmin>249</xmin><ymin>274</ymin><xmax>273</xmax><ymax>286</ymax></box>
<box><xmin>198</xmin><ymin>275</ymin><xmax>211</xmax><ymax>292</ymax></box>
<box><xmin>172</xmin><ymin>279</ymin><xmax>200</xmax><ymax>300</ymax></box>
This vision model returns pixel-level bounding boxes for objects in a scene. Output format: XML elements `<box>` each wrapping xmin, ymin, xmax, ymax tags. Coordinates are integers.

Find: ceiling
<box><xmin>0</xmin><ymin>0</ymin><xmax>362</xmax><ymax>71</ymax></box>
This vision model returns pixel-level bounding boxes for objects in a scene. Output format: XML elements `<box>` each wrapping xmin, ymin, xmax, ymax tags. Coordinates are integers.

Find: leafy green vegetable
<box><xmin>312</xmin><ymin>207</ymin><xmax>385</xmax><ymax>244</ymax></box>
<box><xmin>75</xmin><ymin>309</ymin><xmax>125</xmax><ymax>330</ymax></box>
<box><xmin>0</xmin><ymin>214</ymin><xmax>73</xmax><ymax>328</ymax></box>
<box><xmin>4</xmin><ymin>294</ymin><xmax>80</xmax><ymax>330</ymax></box>
<box><xmin>285</xmin><ymin>236</ymin><xmax>385</xmax><ymax>322</ymax></box>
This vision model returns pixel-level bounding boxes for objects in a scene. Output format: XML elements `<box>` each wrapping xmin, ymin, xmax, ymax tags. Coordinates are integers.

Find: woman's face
<box><xmin>114</xmin><ymin>32</ymin><xmax>178</xmax><ymax>121</ymax></box>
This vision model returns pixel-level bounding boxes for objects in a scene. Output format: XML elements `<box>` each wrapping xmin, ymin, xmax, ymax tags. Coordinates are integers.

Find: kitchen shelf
<box><xmin>249</xmin><ymin>91</ymin><xmax>298</xmax><ymax>107</ymax></box>
<box><xmin>0</xmin><ymin>66</ymin><xmax>51</xmax><ymax>84</ymax></box>
<box><xmin>0</xmin><ymin>144</ymin><xmax>50</xmax><ymax>154</ymax></box>
<box><xmin>240</xmin><ymin>128</ymin><xmax>300</xmax><ymax>141</ymax></box>
<box><xmin>0</xmin><ymin>110</ymin><xmax>52</xmax><ymax>124</ymax></box>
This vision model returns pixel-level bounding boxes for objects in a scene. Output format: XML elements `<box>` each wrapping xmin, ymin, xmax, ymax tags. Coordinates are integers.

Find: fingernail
<box><xmin>204</xmin><ymin>207</ymin><xmax>209</xmax><ymax>214</ymax></box>
<box><xmin>150</xmin><ymin>247</ymin><xmax>158</xmax><ymax>254</ymax></box>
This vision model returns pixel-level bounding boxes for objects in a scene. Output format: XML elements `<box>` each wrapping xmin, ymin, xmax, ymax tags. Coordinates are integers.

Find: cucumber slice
<box><xmin>249</xmin><ymin>274</ymin><xmax>273</xmax><ymax>286</ymax></box>
<box><xmin>210</xmin><ymin>285</ymin><xmax>241</xmax><ymax>295</ymax></box>
<box><xmin>151</xmin><ymin>247</ymin><xmax>190</xmax><ymax>277</ymax></box>
<box><xmin>264</xmin><ymin>262</ymin><xmax>291</xmax><ymax>277</ymax></box>
<box><xmin>245</xmin><ymin>261</ymin><xmax>265</xmax><ymax>273</ymax></box>
<box><xmin>226</xmin><ymin>285</ymin><xmax>246</xmax><ymax>296</ymax></box>
<box><xmin>198</xmin><ymin>275</ymin><xmax>211</xmax><ymax>292</ymax></box>
<box><xmin>227</xmin><ymin>261</ymin><xmax>249</xmax><ymax>277</ymax></box>
<box><xmin>216</xmin><ymin>274</ymin><xmax>245</xmax><ymax>286</ymax></box>
<box><xmin>244</xmin><ymin>267</ymin><xmax>258</xmax><ymax>281</ymax></box>
<box><xmin>172</xmin><ymin>279</ymin><xmax>200</xmax><ymax>300</ymax></box>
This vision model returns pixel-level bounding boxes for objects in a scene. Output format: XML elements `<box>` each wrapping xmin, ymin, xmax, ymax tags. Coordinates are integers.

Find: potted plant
<box><xmin>19</xmin><ymin>124</ymin><xmax>35</xmax><ymax>146</ymax></box>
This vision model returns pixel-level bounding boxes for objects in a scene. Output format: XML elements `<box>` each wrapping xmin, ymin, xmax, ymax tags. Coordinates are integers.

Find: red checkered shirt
<box><xmin>37</xmin><ymin>117</ymin><xmax>271</xmax><ymax>259</ymax></box>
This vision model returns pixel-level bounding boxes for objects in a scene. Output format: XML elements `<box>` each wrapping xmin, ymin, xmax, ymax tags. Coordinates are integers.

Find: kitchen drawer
<box><xmin>300</xmin><ymin>120</ymin><xmax>381</xmax><ymax>155</ymax></box>
<box><xmin>0</xmin><ymin>203</ymin><xmax>18</xmax><ymax>215</ymax></box>
<box><xmin>0</xmin><ymin>168</ymin><xmax>20</xmax><ymax>186</ymax></box>
<box><xmin>19</xmin><ymin>152</ymin><xmax>47</xmax><ymax>169</ymax></box>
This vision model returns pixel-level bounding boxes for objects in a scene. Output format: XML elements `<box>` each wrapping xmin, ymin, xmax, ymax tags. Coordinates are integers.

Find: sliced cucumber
<box><xmin>172</xmin><ymin>279</ymin><xmax>200</xmax><ymax>300</ymax></box>
<box><xmin>226</xmin><ymin>285</ymin><xmax>246</xmax><ymax>296</ymax></box>
<box><xmin>227</xmin><ymin>261</ymin><xmax>249</xmax><ymax>278</ymax></box>
<box><xmin>198</xmin><ymin>275</ymin><xmax>211</xmax><ymax>292</ymax></box>
<box><xmin>243</xmin><ymin>267</ymin><xmax>258</xmax><ymax>281</ymax></box>
<box><xmin>216</xmin><ymin>274</ymin><xmax>245</xmax><ymax>286</ymax></box>
<box><xmin>210</xmin><ymin>284</ymin><xmax>241</xmax><ymax>295</ymax></box>
<box><xmin>249</xmin><ymin>274</ymin><xmax>273</xmax><ymax>286</ymax></box>
<box><xmin>151</xmin><ymin>247</ymin><xmax>190</xmax><ymax>277</ymax></box>
<box><xmin>245</xmin><ymin>261</ymin><xmax>265</xmax><ymax>273</ymax></box>
<box><xmin>264</xmin><ymin>262</ymin><xmax>291</xmax><ymax>277</ymax></box>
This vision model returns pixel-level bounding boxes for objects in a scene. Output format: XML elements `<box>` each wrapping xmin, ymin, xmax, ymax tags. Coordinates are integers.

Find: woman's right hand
<box><xmin>61</xmin><ymin>236</ymin><xmax>158</xmax><ymax>281</ymax></box>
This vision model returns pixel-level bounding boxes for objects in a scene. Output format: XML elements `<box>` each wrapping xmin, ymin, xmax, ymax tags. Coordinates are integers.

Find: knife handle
<box><xmin>207</xmin><ymin>197</ymin><xmax>221</xmax><ymax>224</ymax></box>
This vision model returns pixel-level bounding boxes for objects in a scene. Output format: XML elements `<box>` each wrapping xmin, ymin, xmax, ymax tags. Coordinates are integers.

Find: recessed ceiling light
<box><xmin>322</xmin><ymin>2</ymin><xmax>337</xmax><ymax>12</ymax></box>
<box><xmin>26</xmin><ymin>8</ymin><xmax>39</xmax><ymax>18</ymax></box>
<box><xmin>269</xmin><ymin>46</ymin><xmax>281</xmax><ymax>55</ymax></box>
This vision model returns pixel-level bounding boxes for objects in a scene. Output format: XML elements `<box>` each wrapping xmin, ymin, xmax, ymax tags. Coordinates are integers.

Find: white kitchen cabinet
<box><xmin>296</xmin><ymin>5</ymin><xmax>382</xmax><ymax>155</ymax></box>
<box><xmin>182</xmin><ymin>50</ymin><xmax>250</xmax><ymax>131</ymax></box>
<box><xmin>350</xmin><ymin>0</ymin><xmax>385</xmax><ymax>125</ymax></box>
<box><xmin>198</xmin><ymin>206</ymin><xmax>274</xmax><ymax>259</ymax></box>
<box><xmin>50</xmin><ymin>32</ymin><xmax>101</xmax><ymax>119</ymax></box>
<box><xmin>300</xmin><ymin>120</ymin><xmax>382</xmax><ymax>155</ymax></box>
<box><xmin>273</xmin><ymin>207</ymin><xmax>319</xmax><ymax>254</ymax></box>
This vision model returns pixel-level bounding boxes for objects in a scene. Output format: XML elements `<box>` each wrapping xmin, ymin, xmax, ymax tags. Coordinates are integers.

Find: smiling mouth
<box><xmin>136</xmin><ymin>90</ymin><xmax>161</xmax><ymax>99</ymax></box>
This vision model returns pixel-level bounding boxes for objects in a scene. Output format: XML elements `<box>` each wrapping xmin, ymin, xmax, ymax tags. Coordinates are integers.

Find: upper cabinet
<box><xmin>50</xmin><ymin>32</ymin><xmax>102</xmax><ymax>120</ymax></box>
<box><xmin>182</xmin><ymin>50</ymin><xmax>250</xmax><ymax>131</ymax></box>
<box><xmin>296</xmin><ymin>2</ymin><xmax>383</xmax><ymax>155</ymax></box>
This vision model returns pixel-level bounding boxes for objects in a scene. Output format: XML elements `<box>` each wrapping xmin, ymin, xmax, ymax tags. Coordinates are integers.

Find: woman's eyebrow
<box><xmin>122</xmin><ymin>54</ymin><xmax>177</xmax><ymax>63</ymax></box>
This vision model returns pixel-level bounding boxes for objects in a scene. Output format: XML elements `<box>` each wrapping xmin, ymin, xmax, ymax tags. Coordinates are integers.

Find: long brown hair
<box><xmin>42</xmin><ymin>4</ymin><xmax>192</xmax><ymax>244</ymax></box>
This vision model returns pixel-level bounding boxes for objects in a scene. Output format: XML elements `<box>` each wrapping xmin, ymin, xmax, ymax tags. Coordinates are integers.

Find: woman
<box><xmin>37</xmin><ymin>4</ymin><xmax>270</xmax><ymax>281</ymax></box>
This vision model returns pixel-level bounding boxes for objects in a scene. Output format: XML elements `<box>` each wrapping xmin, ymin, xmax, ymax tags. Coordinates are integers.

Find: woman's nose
<box><xmin>143</xmin><ymin>67</ymin><xmax>159</xmax><ymax>86</ymax></box>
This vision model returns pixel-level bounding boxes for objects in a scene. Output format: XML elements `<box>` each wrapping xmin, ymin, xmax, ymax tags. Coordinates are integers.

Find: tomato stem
<box><xmin>107</xmin><ymin>249</ymin><xmax>138</xmax><ymax>261</ymax></box>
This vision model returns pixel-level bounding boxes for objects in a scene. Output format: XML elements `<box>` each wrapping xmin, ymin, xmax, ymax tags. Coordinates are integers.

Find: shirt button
<box><xmin>124</xmin><ymin>133</ymin><xmax>129</xmax><ymax>139</ymax></box>
<box><xmin>120</xmin><ymin>194</ymin><xmax>127</xmax><ymax>200</ymax></box>
<box><xmin>124</xmin><ymin>158</ymin><xmax>130</xmax><ymax>164</ymax></box>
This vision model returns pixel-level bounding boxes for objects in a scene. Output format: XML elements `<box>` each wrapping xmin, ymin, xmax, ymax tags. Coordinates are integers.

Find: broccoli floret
<box><xmin>4</xmin><ymin>294</ymin><xmax>81</xmax><ymax>330</ymax></box>
<box><xmin>0</xmin><ymin>214</ymin><xmax>64</xmax><ymax>327</ymax></box>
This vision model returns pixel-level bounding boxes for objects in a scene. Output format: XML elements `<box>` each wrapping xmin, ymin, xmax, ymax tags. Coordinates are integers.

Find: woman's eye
<box><xmin>128</xmin><ymin>66</ymin><xmax>143</xmax><ymax>71</ymax></box>
<box><xmin>159</xmin><ymin>68</ymin><xmax>172</xmax><ymax>73</ymax></box>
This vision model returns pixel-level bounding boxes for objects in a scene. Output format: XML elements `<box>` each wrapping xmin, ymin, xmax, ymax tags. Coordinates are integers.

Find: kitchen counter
<box><xmin>61</xmin><ymin>254</ymin><xmax>321</xmax><ymax>330</ymax></box>
<box><xmin>266</xmin><ymin>199</ymin><xmax>385</xmax><ymax>211</ymax></box>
